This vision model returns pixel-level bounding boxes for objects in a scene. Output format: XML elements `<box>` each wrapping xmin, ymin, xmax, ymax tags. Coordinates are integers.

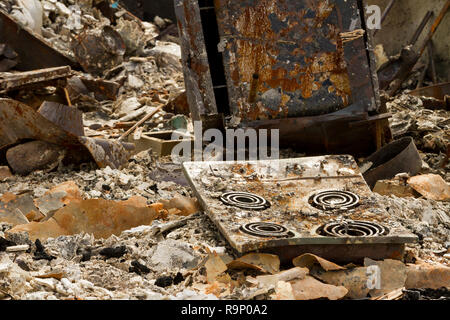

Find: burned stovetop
<box><xmin>183</xmin><ymin>156</ymin><xmax>418</xmax><ymax>263</ymax></box>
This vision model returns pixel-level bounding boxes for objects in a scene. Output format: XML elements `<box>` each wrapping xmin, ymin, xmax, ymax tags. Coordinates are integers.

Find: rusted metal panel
<box><xmin>37</xmin><ymin>102</ymin><xmax>85</xmax><ymax>137</ymax></box>
<box><xmin>0</xmin><ymin>98</ymin><xmax>134</xmax><ymax>170</ymax></box>
<box><xmin>0</xmin><ymin>98</ymin><xmax>80</xmax><ymax>150</ymax></box>
<box><xmin>212</xmin><ymin>0</ymin><xmax>378</xmax><ymax>120</ymax></box>
<box><xmin>174</xmin><ymin>0</ymin><xmax>218</xmax><ymax>120</ymax></box>
<box><xmin>0</xmin><ymin>66</ymin><xmax>72</xmax><ymax>93</ymax></box>
<box><xmin>182</xmin><ymin>156</ymin><xmax>417</xmax><ymax>260</ymax></box>
<box><xmin>0</xmin><ymin>11</ymin><xmax>78</xmax><ymax>71</ymax></box>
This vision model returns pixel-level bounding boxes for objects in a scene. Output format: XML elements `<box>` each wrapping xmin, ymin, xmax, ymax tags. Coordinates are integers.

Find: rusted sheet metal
<box><xmin>212</xmin><ymin>0</ymin><xmax>378</xmax><ymax>120</ymax></box>
<box><xmin>0</xmin><ymin>98</ymin><xmax>79</xmax><ymax>150</ymax></box>
<box><xmin>362</xmin><ymin>137</ymin><xmax>423</xmax><ymax>189</ymax></box>
<box><xmin>0</xmin><ymin>66</ymin><xmax>72</xmax><ymax>93</ymax></box>
<box><xmin>79</xmin><ymin>137</ymin><xmax>135</xmax><ymax>169</ymax></box>
<box><xmin>243</xmin><ymin>101</ymin><xmax>374</xmax><ymax>155</ymax></box>
<box><xmin>0</xmin><ymin>98</ymin><xmax>134</xmax><ymax>170</ymax></box>
<box><xmin>71</xmin><ymin>26</ymin><xmax>126</xmax><ymax>76</ymax></box>
<box><xmin>174</xmin><ymin>0</ymin><xmax>218</xmax><ymax>120</ymax></box>
<box><xmin>0</xmin><ymin>11</ymin><xmax>78</xmax><ymax>71</ymax></box>
<box><xmin>38</xmin><ymin>101</ymin><xmax>85</xmax><ymax>137</ymax></box>
<box><xmin>80</xmin><ymin>78</ymin><xmax>121</xmax><ymax>101</ymax></box>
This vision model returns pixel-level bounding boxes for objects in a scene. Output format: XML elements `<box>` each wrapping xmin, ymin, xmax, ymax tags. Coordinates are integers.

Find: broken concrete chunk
<box><xmin>150</xmin><ymin>239</ymin><xmax>199</xmax><ymax>271</ymax></box>
<box><xmin>114</xmin><ymin>96</ymin><xmax>142</xmax><ymax>116</ymax></box>
<box><xmin>148</xmin><ymin>41</ymin><xmax>182</xmax><ymax>71</ymax></box>
<box><xmin>407</xmin><ymin>174</ymin><xmax>450</xmax><ymax>201</ymax></box>
<box><xmin>127</xmin><ymin>74</ymin><xmax>144</xmax><ymax>89</ymax></box>
<box><xmin>6</xmin><ymin>141</ymin><xmax>66</xmax><ymax>175</ymax></box>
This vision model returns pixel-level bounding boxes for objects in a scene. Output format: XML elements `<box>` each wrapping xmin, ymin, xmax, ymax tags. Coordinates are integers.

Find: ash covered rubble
<box><xmin>0</xmin><ymin>0</ymin><xmax>449</xmax><ymax>301</ymax></box>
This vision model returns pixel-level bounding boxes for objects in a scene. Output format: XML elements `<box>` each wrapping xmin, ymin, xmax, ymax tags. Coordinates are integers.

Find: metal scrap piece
<box><xmin>362</xmin><ymin>137</ymin><xmax>422</xmax><ymax>189</ymax></box>
<box><xmin>176</xmin><ymin>0</ymin><xmax>387</xmax><ymax>155</ymax></box>
<box><xmin>79</xmin><ymin>136</ymin><xmax>135</xmax><ymax>170</ymax></box>
<box><xmin>38</xmin><ymin>101</ymin><xmax>85</xmax><ymax>137</ymax></box>
<box><xmin>0</xmin><ymin>66</ymin><xmax>72</xmax><ymax>93</ymax></box>
<box><xmin>0</xmin><ymin>98</ymin><xmax>134</xmax><ymax>170</ymax></box>
<box><xmin>71</xmin><ymin>26</ymin><xmax>126</xmax><ymax>76</ymax></box>
<box><xmin>0</xmin><ymin>10</ymin><xmax>78</xmax><ymax>71</ymax></box>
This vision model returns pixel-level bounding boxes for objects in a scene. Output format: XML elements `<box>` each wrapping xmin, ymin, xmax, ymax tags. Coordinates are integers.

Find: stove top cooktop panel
<box><xmin>182</xmin><ymin>155</ymin><xmax>417</xmax><ymax>253</ymax></box>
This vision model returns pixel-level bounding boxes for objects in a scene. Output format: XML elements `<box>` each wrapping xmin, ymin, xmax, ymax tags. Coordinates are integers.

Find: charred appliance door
<box><xmin>176</xmin><ymin>0</ymin><xmax>387</xmax><ymax>155</ymax></box>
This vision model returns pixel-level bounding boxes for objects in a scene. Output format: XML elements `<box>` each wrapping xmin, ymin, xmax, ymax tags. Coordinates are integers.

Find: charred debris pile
<box><xmin>0</xmin><ymin>0</ymin><xmax>449</xmax><ymax>301</ymax></box>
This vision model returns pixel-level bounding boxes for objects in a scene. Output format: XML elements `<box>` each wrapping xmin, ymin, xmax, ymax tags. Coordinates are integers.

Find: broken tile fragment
<box><xmin>293</xmin><ymin>253</ymin><xmax>346</xmax><ymax>272</ymax></box>
<box><xmin>314</xmin><ymin>267</ymin><xmax>370</xmax><ymax>299</ymax></box>
<box><xmin>407</xmin><ymin>174</ymin><xmax>450</xmax><ymax>201</ymax></box>
<box><xmin>364</xmin><ymin>258</ymin><xmax>407</xmax><ymax>297</ymax></box>
<box><xmin>405</xmin><ymin>263</ymin><xmax>450</xmax><ymax>290</ymax></box>
<box><xmin>227</xmin><ymin>253</ymin><xmax>280</xmax><ymax>275</ymax></box>
<box><xmin>0</xmin><ymin>193</ymin><xmax>36</xmax><ymax>226</ymax></box>
<box><xmin>289</xmin><ymin>275</ymin><xmax>348</xmax><ymax>300</ymax></box>
<box><xmin>150</xmin><ymin>239</ymin><xmax>200</xmax><ymax>271</ymax></box>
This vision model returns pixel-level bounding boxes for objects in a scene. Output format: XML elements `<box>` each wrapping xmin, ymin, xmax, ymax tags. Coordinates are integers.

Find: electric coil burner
<box><xmin>240</xmin><ymin>222</ymin><xmax>293</xmax><ymax>238</ymax></box>
<box><xmin>309</xmin><ymin>190</ymin><xmax>360</xmax><ymax>211</ymax></box>
<box><xmin>220</xmin><ymin>192</ymin><xmax>270</xmax><ymax>210</ymax></box>
<box><xmin>317</xmin><ymin>220</ymin><xmax>389</xmax><ymax>237</ymax></box>
<box><xmin>183</xmin><ymin>156</ymin><xmax>417</xmax><ymax>264</ymax></box>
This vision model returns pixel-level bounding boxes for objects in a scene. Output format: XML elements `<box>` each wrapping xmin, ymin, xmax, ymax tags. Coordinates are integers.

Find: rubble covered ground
<box><xmin>0</xmin><ymin>0</ymin><xmax>449</xmax><ymax>300</ymax></box>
